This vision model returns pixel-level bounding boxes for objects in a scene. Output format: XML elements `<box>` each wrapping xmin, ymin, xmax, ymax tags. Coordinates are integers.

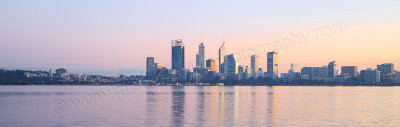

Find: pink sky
<box><xmin>0</xmin><ymin>0</ymin><xmax>399</xmax><ymax>75</ymax></box>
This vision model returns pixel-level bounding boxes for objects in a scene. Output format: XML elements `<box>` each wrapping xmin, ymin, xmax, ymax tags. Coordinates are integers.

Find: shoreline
<box><xmin>1</xmin><ymin>84</ymin><xmax>399</xmax><ymax>87</ymax></box>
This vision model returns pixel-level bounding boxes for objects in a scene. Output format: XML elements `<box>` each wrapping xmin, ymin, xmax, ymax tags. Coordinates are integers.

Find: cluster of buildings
<box><xmin>281</xmin><ymin>62</ymin><xmax>399</xmax><ymax>83</ymax></box>
<box><xmin>2</xmin><ymin>38</ymin><xmax>399</xmax><ymax>85</ymax></box>
<box><xmin>146</xmin><ymin>39</ymin><xmax>400</xmax><ymax>84</ymax></box>
<box><xmin>15</xmin><ymin>68</ymin><xmax>142</xmax><ymax>84</ymax></box>
<box><xmin>24</xmin><ymin>68</ymin><xmax>70</xmax><ymax>79</ymax></box>
<box><xmin>146</xmin><ymin>39</ymin><xmax>280</xmax><ymax>83</ymax></box>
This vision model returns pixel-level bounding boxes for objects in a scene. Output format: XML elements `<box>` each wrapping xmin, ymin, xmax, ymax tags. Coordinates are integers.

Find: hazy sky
<box><xmin>0</xmin><ymin>0</ymin><xmax>399</xmax><ymax>75</ymax></box>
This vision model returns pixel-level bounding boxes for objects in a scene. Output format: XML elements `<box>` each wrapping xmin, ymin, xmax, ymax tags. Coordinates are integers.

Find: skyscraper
<box><xmin>341</xmin><ymin>66</ymin><xmax>358</xmax><ymax>77</ymax></box>
<box><xmin>251</xmin><ymin>55</ymin><xmax>259</xmax><ymax>78</ymax></box>
<box><xmin>328</xmin><ymin>61</ymin><xmax>337</xmax><ymax>78</ymax></box>
<box><xmin>224</xmin><ymin>54</ymin><xmax>238</xmax><ymax>79</ymax></box>
<box><xmin>267</xmin><ymin>52</ymin><xmax>278</xmax><ymax>77</ymax></box>
<box><xmin>219</xmin><ymin>42</ymin><xmax>225</xmax><ymax>73</ymax></box>
<box><xmin>198</xmin><ymin>43</ymin><xmax>205</xmax><ymax>68</ymax></box>
<box><xmin>171</xmin><ymin>39</ymin><xmax>185</xmax><ymax>70</ymax></box>
<box><xmin>206</xmin><ymin>59</ymin><xmax>216</xmax><ymax>71</ymax></box>
<box><xmin>146</xmin><ymin>57</ymin><xmax>155</xmax><ymax>78</ymax></box>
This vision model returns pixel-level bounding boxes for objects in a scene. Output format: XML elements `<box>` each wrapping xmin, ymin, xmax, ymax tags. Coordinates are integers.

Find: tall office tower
<box><xmin>206</xmin><ymin>59</ymin><xmax>216</xmax><ymax>71</ymax></box>
<box><xmin>146</xmin><ymin>57</ymin><xmax>155</xmax><ymax>78</ymax></box>
<box><xmin>267</xmin><ymin>52</ymin><xmax>278</xmax><ymax>77</ymax></box>
<box><xmin>198</xmin><ymin>43</ymin><xmax>205</xmax><ymax>68</ymax></box>
<box><xmin>224</xmin><ymin>54</ymin><xmax>238</xmax><ymax>79</ymax></box>
<box><xmin>360</xmin><ymin>68</ymin><xmax>381</xmax><ymax>83</ymax></box>
<box><xmin>251</xmin><ymin>55</ymin><xmax>259</xmax><ymax>78</ymax></box>
<box><xmin>328</xmin><ymin>61</ymin><xmax>337</xmax><ymax>78</ymax></box>
<box><xmin>171</xmin><ymin>39</ymin><xmax>185</xmax><ymax>70</ymax></box>
<box><xmin>219</xmin><ymin>42</ymin><xmax>225</xmax><ymax>73</ymax></box>
<box><xmin>377</xmin><ymin>63</ymin><xmax>394</xmax><ymax>74</ymax></box>
<box><xmin>341</xmin><ymin>66</ymin><xmax>358</xmax><ymax>77</ymax></box>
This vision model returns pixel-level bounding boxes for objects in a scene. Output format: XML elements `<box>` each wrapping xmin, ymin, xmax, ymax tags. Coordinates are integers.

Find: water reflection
<box><xmin>267</xmin><ymin>86</ymin><xmax>276</xmax><ymax>126</ymax></box>
<box><xmin>2</xmin><ymin>86</ymin><xmax>400</xmax><ymax>126</ymax></box>
<box><xmin>141</xmin><ymin>86</ymin><xmax>280</xmax><ymax>126</ymax></box>
<box><xmin>9</xmin><ymin>86</ymin><xmax>395</xmax><ymax>126</ymax></box>
<box><xmin>196</xmin><ymin>86</ymin><xmax>205</xmax><ymax>126</ymax></box>
<box><xmin>171</xmin><ymin>86</ymin><xmax>185</xmax><ymax>127</ymax></box>
<box><xmin>145</xmin><ymin>87</ymin><xmax>156</xmax><ymax>127</ymax></box>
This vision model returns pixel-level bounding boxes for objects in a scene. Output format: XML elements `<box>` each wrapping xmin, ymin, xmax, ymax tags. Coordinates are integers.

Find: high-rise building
<box><xmin>224</xmin><ymin>54</ymin><xmax>238</xmax><ymax>80</ymax></box>
<box><xmin>206</xmin><ymin>59</ymin><xmax>216</xmax><ymax>71</ymax></box>
<box><xmin>237</xmin><ymin>65</ymin><xmax>250</xmax><ymax>80</ymax></box>
<box><xmin>197</xmin><ymin>43</ymin><xmax>205</xmax><ymax>68</ymax></box>
<box><xmin>56</xmin><ymin>68</ymin><xmax>68</xmax><ymax>76</ymax></box>
<box><xmin>267</xmin><ymin>52</ymin><xmax>278</xmax><ymax>77</ymax></box>
<box><xmin>301</xmin><ymin>67</ymin><xmax>313</xmax><ymax>80</ymax></box>
<box><xmin>328</xmin><ymin>61</ymin><xmax>337</xmax><ymax>78</ymax></box>
<box><xmin>219</xmin><ymin>42</ymin><xmax>225</xmax><ymax>73</ymax></box>
<box><xmin>312</xmin><ymin>67</ymin><xmax>321</xmax><ymax>80</ymax></box>
<box><xmin>178</xmin><ymin>68</ymin><xmax>189</xmax><ymax>82</ymax></box>
<box><xmin>146</xmin><ymin>57</ymin><xmax>155</xmax><ymax>78</ymax></box>
<box><xmin>360</xmin><ymin>68</ymin><xmax>381</xmax><ymax>83</ymax></box>
<box><xmin>301</xmin><ymin>67</ymin><xmax>321</xmax><ymax>80</ymax></box>
<box><xmin>244</xmin><ymin>66</ymin><xmax>250</xmax><ymax>80</ymax></box>
<box><xmin>238</xmin><ymin>65</ymin><xmax>245</xmax><ymax>80</ymax></box>
<box><xmin>319</xmin><ymin>66</ymin><xmax>328</xmax><ymax>79</ymax></box>
<box><xmin>341</xmin><ymin>66</ymin><xmax>358</xmax><ymax>77</ymax></box>
<box><xmin>377</xmin><ymin>63</ymin><xmax>394</xmax><ymax>81</ymax></box>
<box><xmin>251</xmin><ymin>55</ymin><xmax>259</xmax><ymax>78</ymax></box>
<box><xmin>377</xmin><ymin>63</ymin><xmax>394</xmax><ymax>74</ymax></box>
<box><xmin>171</xmin><ymin>39</ymin><xmax>185</xmax><ymax>70</ymax></box>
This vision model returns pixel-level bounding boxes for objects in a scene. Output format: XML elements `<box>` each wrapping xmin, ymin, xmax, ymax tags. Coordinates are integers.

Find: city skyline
<box><xmin>2</xmin><ymin>1</ymin><xmax>400</xmax><ymax>127</ymax></box>
<box><xmin>1</xmin><ymin>0</ymin><xmax>400</xmax><ymax>75</ymax></box>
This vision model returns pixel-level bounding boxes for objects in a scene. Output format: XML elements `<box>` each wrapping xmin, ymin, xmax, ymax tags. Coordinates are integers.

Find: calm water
<box><xmin>0</xmin><ymin>85</ymin><xmax>400</xmax><ymax>127</ymax></box>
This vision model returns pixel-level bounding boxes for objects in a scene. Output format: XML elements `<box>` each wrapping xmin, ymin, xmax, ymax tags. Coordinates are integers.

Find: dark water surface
<box><xmin>0</xmin><ymin>85</ymin><xmax>400</xmax><ymax>127</ymax></box>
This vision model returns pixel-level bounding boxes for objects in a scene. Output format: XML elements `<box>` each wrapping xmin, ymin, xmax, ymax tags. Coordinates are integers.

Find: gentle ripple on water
<box><xmin>0</xmin><ymin>85</ymin><xmax>400</xmax><ymax>127</ymax></box>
